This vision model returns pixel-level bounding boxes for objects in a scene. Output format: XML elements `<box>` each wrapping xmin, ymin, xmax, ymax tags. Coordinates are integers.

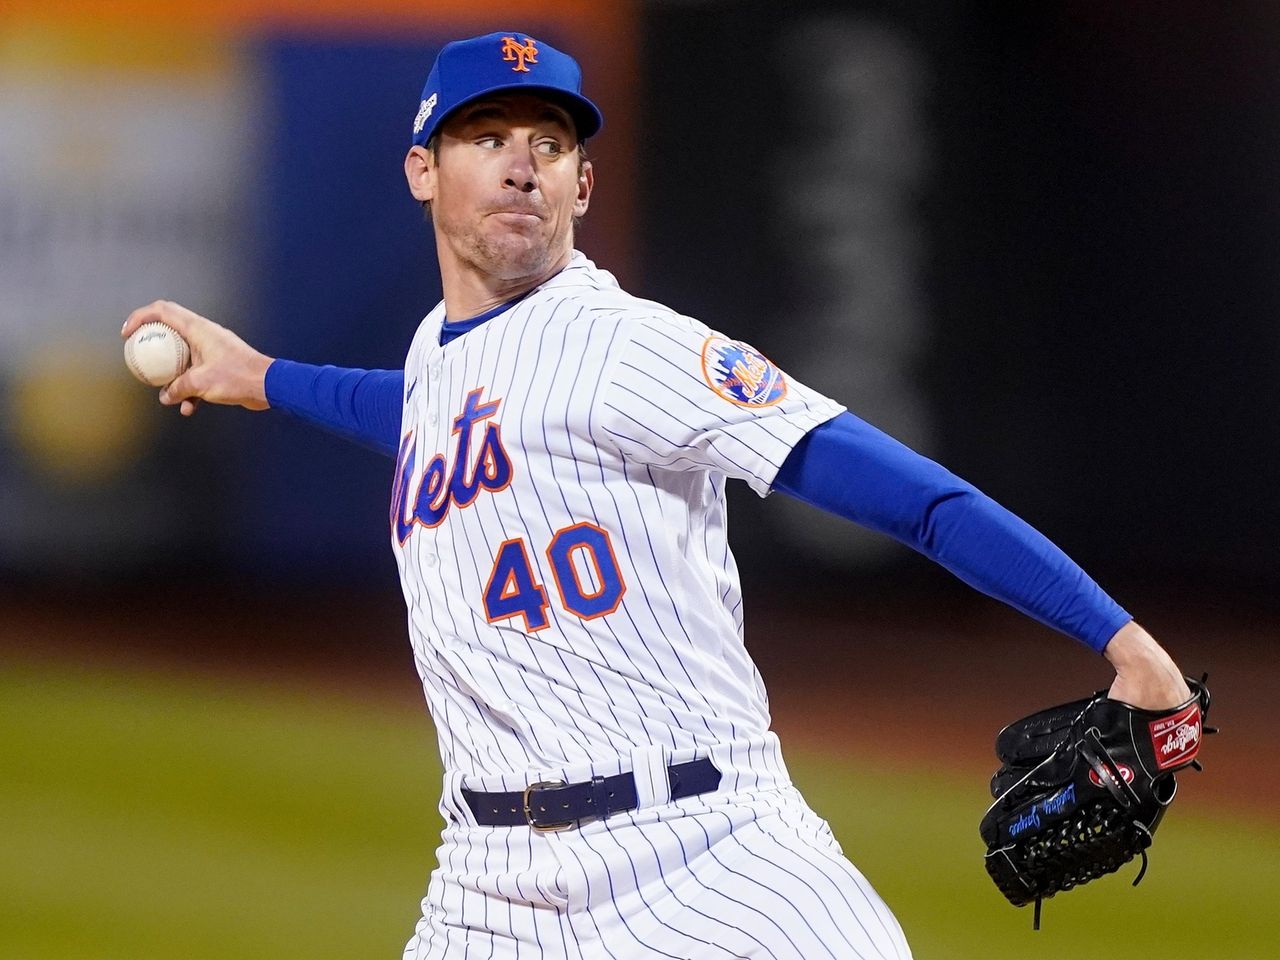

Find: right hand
<box><xmin>1103</xmin><ymin>620</ymin><xmax>1192</xmax><ymax>711</ymax></box>
<box><xmin>121</xmin><ymin>300</ymin><xmax>274</xmax><ymax>417</ymax></box>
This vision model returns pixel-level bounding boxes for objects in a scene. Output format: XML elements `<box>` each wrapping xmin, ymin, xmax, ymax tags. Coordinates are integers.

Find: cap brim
<box><xmin>432</xmin><ymin>84</ymin><xmax>603</xmax><ymax>144</ymax></box>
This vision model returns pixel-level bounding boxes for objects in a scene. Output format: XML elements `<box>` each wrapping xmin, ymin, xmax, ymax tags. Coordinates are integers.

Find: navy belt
<box><xmin>462</xmin><ymin>757</ymin><xmax>722</xmax><ymax>832</ymax></box>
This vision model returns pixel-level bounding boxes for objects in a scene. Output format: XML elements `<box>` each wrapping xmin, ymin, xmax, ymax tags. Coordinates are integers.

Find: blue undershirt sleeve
<box><xmin>264</xmin><ymin>359</ymin><xmax>404</xmax><ymax>458</ymax></box>
<box><xmin>772</xmin><ymin>411</ymin><xmax>1131</xmax><ymax>653</ymax></box>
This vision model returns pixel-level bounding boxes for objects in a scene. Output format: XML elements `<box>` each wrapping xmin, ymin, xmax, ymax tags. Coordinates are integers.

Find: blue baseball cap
<box><xmin>410</xmin><ymin>31</ymin><xmax>604</xmax><ymax>148</ymax></box>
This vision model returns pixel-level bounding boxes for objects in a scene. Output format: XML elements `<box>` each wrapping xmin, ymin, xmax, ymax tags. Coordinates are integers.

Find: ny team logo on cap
<box><xmin>501</xmin><ymin>36</ymin><xmax>539</xmax><ymax>72</ymax></box>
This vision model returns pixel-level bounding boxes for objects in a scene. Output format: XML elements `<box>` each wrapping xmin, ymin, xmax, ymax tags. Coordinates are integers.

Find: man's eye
<box><xmin>477</xmin><ymin>136</ymin><xmax>503</xmax><ymax>148</ymax></box>
<box><xmin>536</xmin><ymin>140</ymin><xmax>564</xmax><ymax>157</ymax></box>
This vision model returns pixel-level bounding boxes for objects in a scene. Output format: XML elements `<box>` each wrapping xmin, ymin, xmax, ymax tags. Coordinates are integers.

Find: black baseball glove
<box><xmin>979</xmin><ymin>676</ymin><xmax>1213</xmax><ymax>928</ymax></box>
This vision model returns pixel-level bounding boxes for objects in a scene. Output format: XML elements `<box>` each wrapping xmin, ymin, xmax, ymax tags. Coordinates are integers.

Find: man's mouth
<box><xmin>489</xmin><ymin>209</ymin><xmax>544</xmax><ymax>221</ymax></box>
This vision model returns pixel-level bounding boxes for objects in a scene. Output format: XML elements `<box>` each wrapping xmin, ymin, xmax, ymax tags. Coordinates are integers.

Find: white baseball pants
<box><xmin>402</xmin><ymin>782</ymin><xmax>912</xmax><ymax>959</ymax></box>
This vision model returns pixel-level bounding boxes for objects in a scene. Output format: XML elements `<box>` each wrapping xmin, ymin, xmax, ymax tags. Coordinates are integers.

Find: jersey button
<box><xmin>424</xmin><ymin>552</ymin><xmax>438</xmax><ymax>567</ymax></box>
<box><xmin>427</xmin><ymin>412</ymin><xmax>438</xmax><ymax>427</ymax></box>
<box><xmin>430</xmin><ymin>362</ymin><xmax>442</xmax><ymax>377</ymax></box>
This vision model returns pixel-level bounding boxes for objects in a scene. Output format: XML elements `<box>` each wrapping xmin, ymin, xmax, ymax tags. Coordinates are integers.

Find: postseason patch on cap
<box><xmin>700</xmin><ymin>335</ymin><xmax>788</xmax><ymax>408</ymax></box>
<box><xmin>412</xmin><ymin>93</ymin><xmax>438</xmax><ymax>136</ymax></box>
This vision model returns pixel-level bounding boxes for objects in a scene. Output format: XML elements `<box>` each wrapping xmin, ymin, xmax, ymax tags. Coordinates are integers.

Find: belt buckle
<box><xmin>523</xmin><ymin>779</ymin><xmax>574</xmax><ymax>832</ymax></box>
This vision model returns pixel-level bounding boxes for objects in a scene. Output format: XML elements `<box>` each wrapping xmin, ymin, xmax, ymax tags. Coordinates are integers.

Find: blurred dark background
<box><xmin>5</xmin><ymin>1</ymin><xmax>1275</xmax><ymax>612</ymax></box>
<box><xmin>640</xmin><ymin>0</ymin><xmax>1279</xmax><ymax>601</ymax></box>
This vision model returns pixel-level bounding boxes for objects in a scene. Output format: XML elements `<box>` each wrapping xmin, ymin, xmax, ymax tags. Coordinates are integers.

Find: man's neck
<box><xmin>439</xmin><ymin>248</ymin><xmax>574</xmax><ymax>322</ymax></box>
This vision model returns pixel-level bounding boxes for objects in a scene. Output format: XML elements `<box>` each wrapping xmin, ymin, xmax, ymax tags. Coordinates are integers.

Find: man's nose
<box><xmin>503</xmin><ymin>146</ymin><xmax>537</xmax><ymax>193</ymax></box>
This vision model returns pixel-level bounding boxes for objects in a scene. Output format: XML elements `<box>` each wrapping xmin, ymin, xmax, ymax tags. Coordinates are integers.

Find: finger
<box><xmin>121</xmin><ymin>299</ymin><xmax>201</xmax><ymax>341</ymax></box>
<box><xmin>159</xmin><ymin>367</ymin><xmax>201</xmax><ymax>405</ymax></box>
<box><xmin>179</xmin><ymin>398</ymin><xmax>201</xmax><ymax>417</ymax></box>
<box><xmin>122</xmin><ymin>301</ymin><xmax>164</xmax><ymax>339</ymax></box>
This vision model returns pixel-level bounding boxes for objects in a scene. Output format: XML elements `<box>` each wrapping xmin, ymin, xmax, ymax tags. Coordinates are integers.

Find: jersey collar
<box><xmin>438</xmin><ymin>251</ymin><xmax>591</xmax><ymax>346</ymax></box>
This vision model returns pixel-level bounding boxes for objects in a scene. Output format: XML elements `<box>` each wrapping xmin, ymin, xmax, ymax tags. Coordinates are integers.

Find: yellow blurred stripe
<box><xmin>0</xmin><ymin>20</ymin><xmax>233</xmax><ymax>75</ymax></box>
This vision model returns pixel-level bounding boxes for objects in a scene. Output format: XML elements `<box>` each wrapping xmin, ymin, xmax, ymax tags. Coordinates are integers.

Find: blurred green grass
<box><xmin>2</xmin><ymin>661</ymin><xmax>1276</xmax><ymax>959</ymax></box>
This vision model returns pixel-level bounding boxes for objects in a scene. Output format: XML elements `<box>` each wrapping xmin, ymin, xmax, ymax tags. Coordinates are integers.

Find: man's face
<box><xmin>413</xmin><ymin>94</ymin><xmax>592</xmax><ymax>282</ymax></box>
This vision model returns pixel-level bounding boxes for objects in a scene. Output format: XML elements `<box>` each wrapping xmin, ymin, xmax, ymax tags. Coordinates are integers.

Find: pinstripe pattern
<box><xmin>402</xmin><ymin>786</ymin><xmax>910</xmax><ymax>959</ymax></box>
<box><xmin>391</xmin><ymin>253</ymin><xmax>909</xmax><ymax>957</ymax></box>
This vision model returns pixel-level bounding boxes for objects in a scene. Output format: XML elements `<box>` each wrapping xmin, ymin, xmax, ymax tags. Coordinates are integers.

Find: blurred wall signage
<box><xmin>770</xmin><ymin>16</ymin><xmax>935</xmax><ymax>564</ymax></box>
<box><xmin>0</xmin><ymin>24</ymin><xmax>255</xmax><ymax>570</ymax></box>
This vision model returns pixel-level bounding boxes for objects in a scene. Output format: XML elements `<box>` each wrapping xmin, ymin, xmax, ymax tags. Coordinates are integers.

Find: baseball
<box><xmin>124</xmin><ymin>322</ymin><xmax>190</xmax><ymax>387</ymax></box>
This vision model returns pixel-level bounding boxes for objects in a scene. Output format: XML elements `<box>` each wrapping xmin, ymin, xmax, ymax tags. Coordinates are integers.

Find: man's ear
<box><xmin>405</xmin><ymin>145</ymin><xmax>436</xmax><ymax>203</ymax></box>
<box><xmin>573</xmin><ymin>161</ymin><xmax>593</xmax><ymax>218</ymax></box>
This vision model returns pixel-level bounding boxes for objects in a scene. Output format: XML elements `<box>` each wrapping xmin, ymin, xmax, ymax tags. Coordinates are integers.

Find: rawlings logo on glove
<box><xmin>1150</xmin><ymin>704</ymin><xmax>1202</xmax><ymax>770</ymax></box>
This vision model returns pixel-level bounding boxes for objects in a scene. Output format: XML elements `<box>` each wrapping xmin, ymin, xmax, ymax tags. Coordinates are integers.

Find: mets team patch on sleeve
<box><xmin>700</xmin><ymin>335</ymin><xmax>788</xmax><ymax>408</ymax></box>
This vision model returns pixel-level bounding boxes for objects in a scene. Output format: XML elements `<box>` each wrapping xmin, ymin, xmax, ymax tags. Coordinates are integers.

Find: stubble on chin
<box><xmin>445</xmin><ymin>215</ymin><xmax>560</xmax><ymax>282</ymax></box>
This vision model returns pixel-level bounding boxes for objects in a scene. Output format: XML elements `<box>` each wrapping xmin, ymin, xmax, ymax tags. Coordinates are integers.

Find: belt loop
<box><xmin>444</xmin><ymin>770</ymin><xmax>480</xmax><ymax>827</ymax></box>
<box><xmin>629</xmin><ymin>744</ymin><xmax>671</xmax><ymax>809</ymax></box>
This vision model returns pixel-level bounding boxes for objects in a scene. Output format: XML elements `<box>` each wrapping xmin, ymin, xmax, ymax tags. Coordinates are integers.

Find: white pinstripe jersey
<box><xmin>391</xmin><ymin>251</ymin><xmax>845</xmax><ymax>790</ymax></box>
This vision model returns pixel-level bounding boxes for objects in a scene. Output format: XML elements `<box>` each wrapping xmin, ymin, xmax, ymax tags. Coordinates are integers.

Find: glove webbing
<box><xmin>990</xmin><ymin>800</ymin><xmax>1155</xmax><ymax>929</ymax></box>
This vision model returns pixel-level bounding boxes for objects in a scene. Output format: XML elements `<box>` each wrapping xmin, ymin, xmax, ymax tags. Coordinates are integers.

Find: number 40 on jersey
<box><xmin>484</xmin><ymin>522</ymin><xmax>626</xmax><ymax>631</ymax></box>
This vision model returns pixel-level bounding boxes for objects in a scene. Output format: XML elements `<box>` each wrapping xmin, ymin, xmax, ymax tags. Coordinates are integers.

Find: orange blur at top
<box><xmin>2</xmin><ymin>0</ymin><xmax>620</xmax><ymax>28</ymax></box>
